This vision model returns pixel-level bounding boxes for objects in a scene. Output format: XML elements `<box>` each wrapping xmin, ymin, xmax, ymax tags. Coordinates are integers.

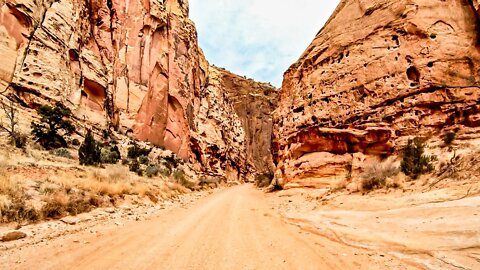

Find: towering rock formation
<box><xmin>191</xmin><ymin>67</ymin><xmax>277</xmax><ymax>181</ymax></box>
<box><xmin>0</xmin><ymin>0</ymin><xmax>277</xmax><ymax>180</ymax></box>
<box><xmin>273</xmin><ymin>0</ymin><xmax>480</xmax><ymax>188</ymax></box>
<box><xmin>217</xmin><ymin>69</ymin><xmax>278</xmax><ymax>176</ymax></box>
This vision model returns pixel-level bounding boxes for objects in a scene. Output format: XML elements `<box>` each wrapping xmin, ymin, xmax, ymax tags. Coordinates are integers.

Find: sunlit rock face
<box><xmin>273</xmin><ymin>0</ymin><xmax>480</xmax><ymax>188</ymax></box>
<box><xmin>0</xmin><ymin>0</ymin><xmax>201</xmax><ymax>158</ymax></box>
<box><xmin>0</xmin><ymin>0</ymin><xmax>277</xmax><ymax>181</ymax></box>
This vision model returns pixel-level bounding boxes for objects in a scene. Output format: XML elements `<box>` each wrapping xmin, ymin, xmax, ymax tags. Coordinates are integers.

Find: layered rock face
<box><xmin>0</xmin><ymin>0</ymin><xmax>203</xmax><ymax>161</ymax></box>
<box><xmin>191</xmin><ymin>67</ymin><xmax>277</xmax><ymax>181</ymax></box>
<box><xmin>273</xmin><ymin>0</ymin><xmax>480</xmax><ymax>188</ymax></box>
<box><xmin>0</xmin><ymin>0</ymin><xmax>277</xmax><ymax>180</ymax></box>
<box><xmin>216</xmin><ymin>68</ymin><xmax>278</xmax><ymax>176</ymax></box>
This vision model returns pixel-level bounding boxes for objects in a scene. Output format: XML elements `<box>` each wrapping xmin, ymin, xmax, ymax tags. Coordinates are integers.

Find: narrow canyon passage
<box><xmin>2</xmin><ymin>185</ymin><xmax>414</xmax><ymax>270</ymax></box>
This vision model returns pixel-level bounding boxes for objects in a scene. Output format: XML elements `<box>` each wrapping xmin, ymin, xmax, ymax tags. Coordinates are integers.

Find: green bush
<box><xmin>79</xmin><ymin>130</ymin><xmax>101</xmax><ymax>166</ymax></box>
<box><xmin>159</xmin><ymin>166</ymin><xmax>172</xmax><ymax>177</ymax></box>
<box><xmin>443</xmin><ymin>131</ymin><xmax>457</xmax><ymax>146</ymax></box>
<box><xmin>138</xmin><ymin>155</ymin><xmax>149</xmax><ymax>165</ymax></box>
<box><xmin>400</xmin><ymin>138</ymin><xmax>437</xmax><ymax>179</ymax></box>
<box><xmin>145</xmin><ymin>165</ymin><xmax>159</xmax><ymax>178</ymax></box>
<box><xmin>129</xmin><ymin>159</ymin><xmax>140</xmax><ymax>174</ymax></box>
<box><xmin>100</xmin><ymin>146</ymin><xmax>121</xmax><ymax>164</ymax></box>
<box><xmin>51</xmin><ymin>148</ymin><xmax>72</xmax><ymax>159</ymax></box>
<box><xmin>127</xmin><ymin>144</ymin><xmax>151</xmax><ymax>159</ymax></box>
<box><xmin>12</xmin><ymin>132</ymin><xmax>28</xmax><ymax>149</ymax></box>
<box><xmin>173</xmin><ymin>168</ymin><xmax>194</xmax><ymax>189</ymax></box>
<box><xmin>31</xmin><ymin>102</ymin><xmax>74</xmax><ymax>149</ymax></box>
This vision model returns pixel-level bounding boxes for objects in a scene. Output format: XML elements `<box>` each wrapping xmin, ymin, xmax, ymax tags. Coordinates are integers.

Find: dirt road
<box><xmin>2</xmin><ymin>185</ymin><xmax>416</xmax><ymax>270</ymax></box>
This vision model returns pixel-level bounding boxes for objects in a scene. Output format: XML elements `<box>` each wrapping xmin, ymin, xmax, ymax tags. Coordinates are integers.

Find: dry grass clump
<box><xmin>41</xmin><ymin>191</ymin><xmax>101</xmax><ymax>218</ymax></box>
<box><xmin>361</xmin><ymin>159</ymin><xmax>400</xmax><ymax>192</ymax></box>
<box><xmin>0</xmin><ymin>144</ymin><xmax>200</xmax><ymax>223</ymax></box>
<box><xmin>0</xmin><ymin>171</ymin><xmax>40</xmax><ymax>222</ymax></box>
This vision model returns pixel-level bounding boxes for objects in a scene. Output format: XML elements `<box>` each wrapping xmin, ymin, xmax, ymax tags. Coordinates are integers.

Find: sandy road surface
<box><xmin>2</xmin><ymin>185</ymin><xmax>416</xmax><ymax>270</ymax></box>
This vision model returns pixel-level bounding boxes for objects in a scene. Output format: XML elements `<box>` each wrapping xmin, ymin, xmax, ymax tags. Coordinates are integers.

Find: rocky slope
<box><xmin>273</xmin><ymin>0</ymin><xmax>480</xmax><ymax>188</ymax></box>
<box><xmin>0</xmin><ymin>0</ymin><xmax>277</xmax><ymax>180</ymax></box>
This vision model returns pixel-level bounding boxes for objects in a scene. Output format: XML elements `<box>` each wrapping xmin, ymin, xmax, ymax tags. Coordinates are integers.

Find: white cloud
<box><xmin>189</xmin><ymin>0</ymin><xmax>340</xmax><ymax>87</ymax></box>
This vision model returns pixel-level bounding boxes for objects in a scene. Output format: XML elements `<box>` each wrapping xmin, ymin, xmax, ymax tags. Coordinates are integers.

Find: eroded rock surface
<box><xmin>273</xmin><ymin>0</ymin><xmax>480</xmax><ymax>188</ymax></box>
<box><xmin>216</xmin><ymin>68</ymin><xmax>278</xmax><ymax>176</ymax></box>
<box><xmin>191</xmin><ymin>67</ymin><xmax>277</xmax><ymax>181</ymax></box>
<box><xmin>0</xmin><ymin>0</ymin><xmax>277</xmax><ymax>180</ymax></box>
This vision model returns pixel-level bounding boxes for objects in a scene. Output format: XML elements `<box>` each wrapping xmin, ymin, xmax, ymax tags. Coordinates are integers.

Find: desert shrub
<box><xmin>129</xmin><ymin>159</ymin><xmax>140</xmax><ymax>173</ymax></box>
<box><xmin>127</xmin><ymin>143</ymin><xmax>151</xmax><ymax>159</ymax></box>
<box><xmin>145</xmin><ymin>165</ymin><xmax>159</xmax><ymax>178</ymax></box>
<box><xmin>51</xmin><ymin>148</ymin><xmax>72</xmax><ymax>159</ymax></box>
<box><xmin>0</xmin><ymin>100</ymin><xmax>27</xmax><ymax>149</ymax></box>
<box><xmin>121</xmin><ymin>158</ymin><xmax>129</xmax><ymax>165</ymax></box>
<box><xmin>13</xmin><ymin>133</ymin><xmax>28</xmax><ymax>149</ymax></box>
<box><xmin>401</xmin><ymin>138</ymin><xmax>437</xmax><ymax>179</ymax></box>
<box><xmin>65</xmin><ymin>195</ymin><xmax>95</xmax><ymax>216</ymax></box>
<box><xmin>443</xmin><ymin>131</ymin><xmax>457</xmax><ymax>146</ymax></box>
<box><xmin>31</xmin><ymin>102</ymin><xmax>74</xmax><ymax>149</ymax></box>
<box><xmin>0</xmin><ymin>174</ymin><xmax>39</xmax><ymax>222</ymax></box>
<box><xmin>138</xmin><ymin>155</ymin><xmax>149</xmax><ymax>165</ymax></box>
<box><xmin>159</xmin><ymin>166</ymin><xmax>172</xmax><ymax>176</ymax></box>
<box><xmin>100</xmin><ymin>146</ymin><xmax>121</xmax><ymax>164</ymax></box>
<box><xmin>361</xmin><ymin>160</ymin><xmax>399</xmax><ymax>191</ymax></box>
<box><xmin>71</xmin><ymin>138</ymin><xmax>80</xmax><ymax>146</ymax></box>
<box><xmin>79</xmin><ymin>130</ymin><xmax>101</xmax><ymax>166</ymax></box>
<box><xmin>41</xmin><ymin>192</ymin><xmax>69</xmax><ymax>219</ymax></box>
<box><xmin>164</xmin><ymin>153</ymin><xmax>183</xmax><ymax>168</ymax></box>
<box><xmin>1</xmin><ymin>199</ymin><xmax>40</xmax><ymax>223</ymax></box>
<box><xmin>255</xmin><ymin>172</ymin><xmax>274</xmax><ymax>188</ymax></box>
<box><xmin>173</xmin><ymin>168</ymin><xmax>194</xmax><ymax>189</ymax></box>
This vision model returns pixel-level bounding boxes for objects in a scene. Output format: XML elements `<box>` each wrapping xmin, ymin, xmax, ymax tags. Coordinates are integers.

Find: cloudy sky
<box><xmin>189</xmin><ymin>0</ymin><xmax>340</xmax><ymax>87</ymax></box>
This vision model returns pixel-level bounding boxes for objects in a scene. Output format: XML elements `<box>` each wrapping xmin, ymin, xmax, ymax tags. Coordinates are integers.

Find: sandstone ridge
<box><xmin>273</xmin><ymin>0</ymin><xmax>480</xmax><ymax>188</ymax></box>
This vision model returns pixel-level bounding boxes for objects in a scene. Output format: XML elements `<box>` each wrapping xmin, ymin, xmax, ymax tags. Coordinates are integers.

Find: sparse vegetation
<box><xmin>127</xmin><ymin>143</ymin><xmax>151</xmax><ymax>159</ymax></box>
<box><xmin>173</xmin><ymin>168</ymin><xmax>194</xmax><ymax>189</ymax></box>
<box><xmin>401</xmin><ymin>138</ymin><xmax>437</xmax><ymax>179</ymax></box>
<box><xmin>443</xmin><ymin>131</ymin><xmax>457</xmax><ymax>146</ymax></box>
<box><xmin>129</xmin><ymin>159</ymin><xmax>141</xmax><ymax>174</ymax></box>
<box><xmin>361</xmin><ymin>159</ymin><xmax>399</xmax><ymax>191</ymax></box>
<box><xmin>0</xmin><ymin>173</ymin><xmax>40</xmax><ymax>223</ymax></box>
<box><xmin>0</xmin><ymin>142</ymin><xmax>196</xmax><ymax>224</ymax></box>
<box><xmin>138</xmin><ymin>155</ymin><xmax>149</xmax><ymax>165</ymax></box>
<box><xmin>79</xmin><ymin>130</ymin><xmax>101</xmax><ymax>166</ymax></box>
<box><xmin>100</xmin><ymin>146</ymin><xmax>121</xmax><ymax>164</ymax></box>
<box><xmin>145</xmin><ymin>165</ymin><xmax>160</xmax><ymax>178</ymax></box>
<box><xmin>31</xmin><ymin>102</ymin><xmax>74</xmax><ymax>149</ymax></box>
<box><xmin>0</xmin><ymin>99</ymin><xmax>27</xmax><ymax>148</ymax></box>
<box><xmin>50</xmin><ymin>148</ymin><xmax>72</xmax><ymax>159</ymax></box>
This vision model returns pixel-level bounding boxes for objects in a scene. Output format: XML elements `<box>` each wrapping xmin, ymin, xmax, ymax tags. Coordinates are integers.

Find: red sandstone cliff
<box><xmin>273</xmin><ymin>0</ymin><xmax>480</xmax><ymax>188</ymax></box>
<box><xmin>0</xmin><ymin>0</ymin><xmax>277</xmax><ymax>180</ymax></box>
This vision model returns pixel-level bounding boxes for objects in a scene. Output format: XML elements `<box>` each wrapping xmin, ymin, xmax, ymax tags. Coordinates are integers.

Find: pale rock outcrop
<box><xmin>191</xmin><ymin>66</ymin><xmax>249</xmax><ymax>181</ymax></box>
<box><xmin>273</xmin><ymin>0</ymin><xmax>480</xmax><ymax>188</ymax></box>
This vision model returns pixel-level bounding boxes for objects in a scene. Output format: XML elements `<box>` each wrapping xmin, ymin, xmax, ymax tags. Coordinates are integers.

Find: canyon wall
<box><xmin>190</xmin><ymin>67</ymin><xmax>277</xmax><ymax>181</ymax></box>
<box><xmin>0</xmin><ymin>0</ymin><xmax>203</xmax><ymax>160</ymax></box>
<box><xmin>0</xmin><ymin>0</ymin><xmax>276</xmax><ymax>180</ymax></box>
<box><xmin>273</xmin><ymin>0</ymin><xmax>480</xmax><ymax>189</ymax></box>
